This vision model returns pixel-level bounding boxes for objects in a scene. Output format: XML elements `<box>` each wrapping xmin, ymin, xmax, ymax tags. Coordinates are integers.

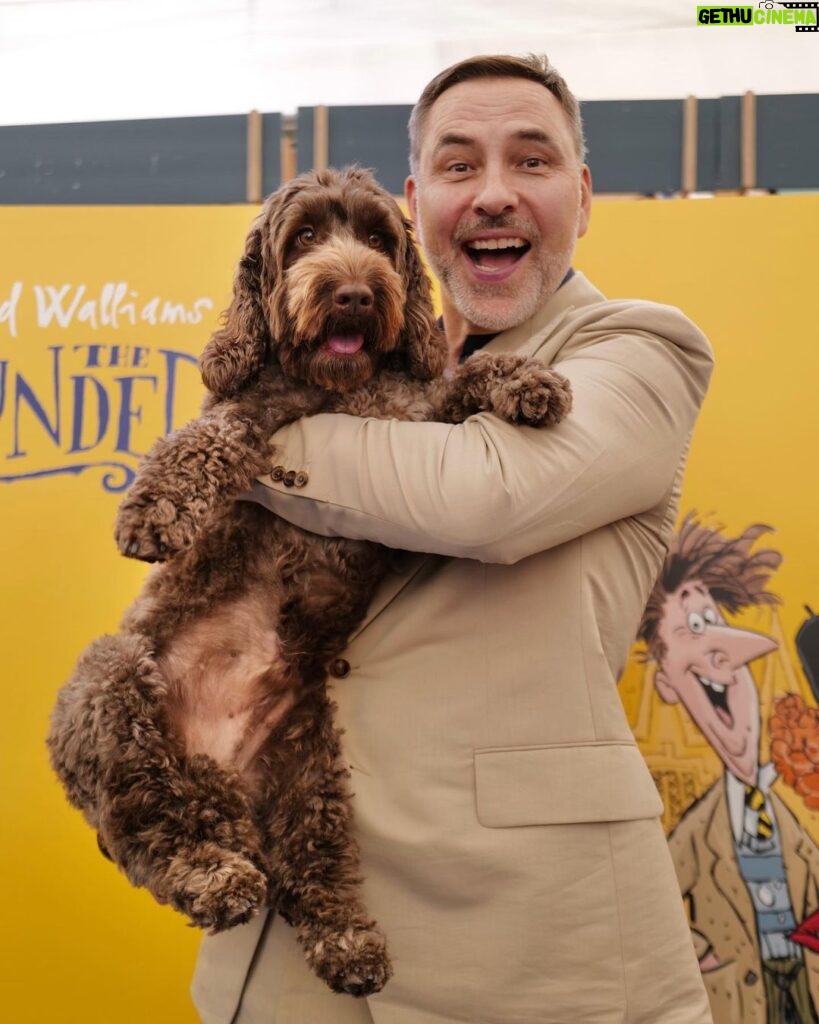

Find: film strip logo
<box><xmin>774</xmin><ymin>1</ymin><xmax>819</xmax><ymax>31</ymax></box>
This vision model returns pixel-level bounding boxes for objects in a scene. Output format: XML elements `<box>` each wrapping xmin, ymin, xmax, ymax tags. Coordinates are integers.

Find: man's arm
<box><xmin>249</xmin><ymin>306</ymin><xmax>713</xmax><ymax>564</ymax></box>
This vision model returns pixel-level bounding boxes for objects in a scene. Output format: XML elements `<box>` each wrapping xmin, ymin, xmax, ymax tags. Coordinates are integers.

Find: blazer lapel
<box><xmin>706</xmin><ymin>778</ymin><xmax>758</xmax><ymax>948</ymax></box>
<box><xmin>347</xmin><ymin>551</ymin><xmax>436</xmax><ymax>644</ymax></box>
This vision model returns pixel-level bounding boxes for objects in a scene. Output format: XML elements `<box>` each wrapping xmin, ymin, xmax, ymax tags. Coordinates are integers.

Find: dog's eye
<box><xmin>367</xmin><ymin>232</ymin><xmax>387</xmax><ymax>251</ymax></box>
<box><xmin>297</xmin><ymin>227</ymin><xmax>316</xmax><ymax>246</ymax></box>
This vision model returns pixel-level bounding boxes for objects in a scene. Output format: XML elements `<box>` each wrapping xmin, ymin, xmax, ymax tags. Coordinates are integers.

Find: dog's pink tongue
<box><xmin>325</xmin><ymin>334</ymin><xmax>364</xmax><ymax>354</ymax></box>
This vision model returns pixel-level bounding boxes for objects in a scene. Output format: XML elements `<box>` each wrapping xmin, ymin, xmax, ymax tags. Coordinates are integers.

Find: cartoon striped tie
<box><xmin>745</xmin><ymin>785</ymin><xmax>774</xmax><ymax>840</ymax></box>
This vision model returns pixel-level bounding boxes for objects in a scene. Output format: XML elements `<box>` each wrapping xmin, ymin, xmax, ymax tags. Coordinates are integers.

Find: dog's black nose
<box><xmin>334</xmin><ymin>283</ymin><xmax>374</xmax><ymax>315</ymax></box>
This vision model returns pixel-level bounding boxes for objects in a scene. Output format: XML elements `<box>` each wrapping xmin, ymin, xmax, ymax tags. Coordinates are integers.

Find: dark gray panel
<box><xmin>715</xmin><ymin>96</ymin><xmax>741</xmax><ymax>190</ymax></box>
<box><xmin>261</xmin><ymin>112</ymin><xmax>282</xmax><ymax>196</ymax></box>
<box><xmin>0</xmin><ymin>115</ymin><xmax>248</xmax><ymax>204</ymax></box>
<box><xmin>757</xmin><ymin>94</ymin><xmax>819</xmax><ymax>189</ymax></box>
<box><xmin>696</xmin><ymin>99</ymin><xmax>720</xmax><ymax>192</ymax></box>
<box><xmin>296</xmin><ymin>107</ymin><xmax>314</xmax><ymax>175</ymax></box>
<box><xmin>582</xmin><ymin>100</ymin><xmax>682</xmax><ymax>194</ymax></box>
<box><xmin>295</xmin><ymin>106</ymin><xmax>412</xmax><ymax>192</ymax></box>
<box><xmin>327</xmin><ymin>106</ymin><xmax>413</xmax><ymax>194</ymax></box>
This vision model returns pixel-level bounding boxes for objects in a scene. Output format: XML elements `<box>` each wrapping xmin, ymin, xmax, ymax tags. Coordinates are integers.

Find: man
<box><xmin>640</xmin><ymin>516</ymin><xmax>819</xmax><ymax>1023</ymax></box>
<box><xmin>192</xmin><ymin>55</ymin><xmax>714</xmax><ymax>1023</ymax></box>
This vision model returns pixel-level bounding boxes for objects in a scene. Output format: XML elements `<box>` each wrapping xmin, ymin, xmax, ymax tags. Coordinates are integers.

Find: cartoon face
<box><xmin>654</xmin><ymin>578</ymin><xmax>778</xmax><ymax>784</ymax></box>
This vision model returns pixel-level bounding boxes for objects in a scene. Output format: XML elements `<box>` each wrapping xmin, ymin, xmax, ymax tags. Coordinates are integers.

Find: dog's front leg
<box><xmin>115</xmin><ymin>409</ymin><xmax>271</xmax><ymax>562</ymax></box>
<box><xmin>430</xmin><ymin>350</ymin><xmax>573</xmax><ymax>427</ymax></box>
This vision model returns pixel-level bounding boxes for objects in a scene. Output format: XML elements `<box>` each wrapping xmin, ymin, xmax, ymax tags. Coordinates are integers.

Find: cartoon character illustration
<box><xmin>639</xmin><ymin>515</ymin><xmax>819</xmax><ymax>1024</ymax></box>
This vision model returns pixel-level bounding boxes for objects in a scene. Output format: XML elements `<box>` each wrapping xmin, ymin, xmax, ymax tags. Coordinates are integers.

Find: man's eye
<box><xmin>703</xmin><ymin>607</ymin><xmax>718</xmax><ymax>625</ymax></box>
<box><xmin>448</xmin><ymin>162</ymin><xmax>470</xmax><ymax>174</ymax></box>
<box><xmin>368</xmin><ymin>232</ymin><xmax>386</xmax><ymax>250</ymax></box>
<box><xmin>688</xmin><ymin>612</ymin><xmax>706</xmax><ymax>634</ymax></box>
<box><xmin>297</xmin><ymin>227</ymin><xmax>316</xmax><ymax>245</ymax></box>
<box><xmin>522</xmin><ymin>157</ymin><xmax>546</xmax><ymax>169</ymax></box>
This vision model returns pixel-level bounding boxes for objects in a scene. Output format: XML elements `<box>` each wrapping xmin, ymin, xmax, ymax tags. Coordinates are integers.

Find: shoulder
<box><xmin>518</xmin><ymin>278</ymin><xmax>715</xmax><ymax>407</ymax></box>
<box><xmin>549</xmin><ymin>274</ymin><xmax>712</xmax><ymax>364</ymax></box>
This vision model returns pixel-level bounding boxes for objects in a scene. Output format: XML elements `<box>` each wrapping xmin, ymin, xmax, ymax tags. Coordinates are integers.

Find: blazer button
<box><xmin>270</xmin><ymin>465</ymin><xmax>285</xmax><ymax>482</ymax></box>
<box><xmin>283</xmin><ymin>470</ymin><xmax>297</xmax><ymax>487</ymax></box>
<box><xmin>330</xmin><ymin>658</ymin><xmax>351</xmax><ymax>679</ymax></box>
<box><xmin>744</xmin><ymin>971</ymin><xmax>759</xmax><ymax>986</ymax></box>
<box><xmin>294</xmin><ymin>471</ymin><xmax>309</xmax><ymax>488</ymax></box>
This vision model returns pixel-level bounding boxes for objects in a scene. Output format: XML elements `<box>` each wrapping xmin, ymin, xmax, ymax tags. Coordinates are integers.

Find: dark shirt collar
<box><xmin>444</xmin><ymin>268</ymin><xmax>575</xmax><ymax>364</ymax></box>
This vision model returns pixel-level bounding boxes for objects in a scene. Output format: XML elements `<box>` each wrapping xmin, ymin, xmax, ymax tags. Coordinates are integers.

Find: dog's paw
<box><xmin>115</xmin><ymin>495</ymin><xmax>204</xmax><ymax>562</ymax></box>
<box><xmin>502</xmin><ymin>363</ymin><xmax>573</xmax><ymax>426</ymax></box>
<box><xmin>454</xmin><ymin>351</ymin><xmax>572</xmax><ymax>427</ymax></box>
<box><xmin>166</xmin><ymin>848</ymin><xmax>268</xmax><ymax>932</ymax></box>
<box><xmin>309</xmin><ymin>924</ymin><xmax>392</xmax><ymax>997</ymax></box>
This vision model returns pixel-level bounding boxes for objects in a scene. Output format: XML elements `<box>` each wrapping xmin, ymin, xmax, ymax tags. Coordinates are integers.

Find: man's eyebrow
<box><xmin>515</xmin><ymin>129</ymin><xmax>557</xmax><ymax>146</ymax></box>
<box><xmin>433</xmin><ymin>132</ymin><xmax>474</xmax><ymax>154</ymax></box>
<box><xmin>431</xmin><ymin>128</ymin><xmax>563</xmax><ymax>162</ymax></box>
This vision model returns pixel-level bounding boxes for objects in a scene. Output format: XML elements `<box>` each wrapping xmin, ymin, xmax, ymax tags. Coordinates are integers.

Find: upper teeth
<box><xmin>697</xmin><ymin>675</ymin><xmax>726</xmax><ymax>694</ymax></box>
<box><xmin>468</xmin><ymin>238</ymin><xmax>527</xmax><ymax>250</ymax></box>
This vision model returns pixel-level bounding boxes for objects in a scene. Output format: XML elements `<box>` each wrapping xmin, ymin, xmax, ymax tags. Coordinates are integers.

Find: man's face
<box><xmin>405</xmin><ymin>77</ymin><xmax>591</xmax><ymax>335</ymax></box>
<box><xmin>654</xmin><ymin>579</ymin><xmax>778</xmax><ymax>785</ymax></box>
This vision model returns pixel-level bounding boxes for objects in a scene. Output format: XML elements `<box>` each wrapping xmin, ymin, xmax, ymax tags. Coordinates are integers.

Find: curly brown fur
<box><xmin>47</xmin><ymin>167</ymin><xmax>572</xmax><ymax>996</ymax></box>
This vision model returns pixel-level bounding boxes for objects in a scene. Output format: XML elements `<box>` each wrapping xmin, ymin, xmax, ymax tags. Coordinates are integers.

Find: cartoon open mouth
<box><xmin>463</xmin><ymin>237</ymin><xmax>531</xmax><ymax>271</ymax></box>
<box><xmin>696</xmin><ymin>674</ymin><xmax>733</xmax><ymax>728</ymax></box>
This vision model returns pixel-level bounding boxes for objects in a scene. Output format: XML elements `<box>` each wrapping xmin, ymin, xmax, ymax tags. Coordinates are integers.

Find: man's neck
<box><xmin>440</xmin><ymin>302</ymin><xmax>473</xmax><ymax>369</ymax></box>
<box><xmin>440</xmin><ymin>268</ymin><xmax>576</xmax><ymax>367</ymax></box>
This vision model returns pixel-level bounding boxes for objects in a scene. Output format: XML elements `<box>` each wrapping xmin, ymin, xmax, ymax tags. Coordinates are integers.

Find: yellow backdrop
<box><xmin>1</xmin><ymin>194</ymin><xmax>817</xmax><ymax>1023</ymax></box>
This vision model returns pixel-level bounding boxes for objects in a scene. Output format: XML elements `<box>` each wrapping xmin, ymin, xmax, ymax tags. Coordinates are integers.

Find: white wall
<box><xmin>1</xmin><ymin>0</ymin><xmax>817</xmax><ymax>125</ymax></box>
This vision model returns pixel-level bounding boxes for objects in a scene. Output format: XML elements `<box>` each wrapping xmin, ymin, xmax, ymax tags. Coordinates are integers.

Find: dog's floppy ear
<box><xmin>397</xmin><ymin>220</ymin><xmax>448</xmax><ymax>380</ymax></box>
<box><xmin>200</xmin><ymin>217</ymin><xmax>270</xmax><ymax>398</ymax></box>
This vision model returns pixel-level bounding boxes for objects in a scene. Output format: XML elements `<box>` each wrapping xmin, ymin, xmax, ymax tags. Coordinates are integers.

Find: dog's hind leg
<box><xmin>47</xmin><ymin>631</ymin><xmax>157</xmax><ymax>822</ymax></box>
<box><xmin>49</xmin><ymin>632</ymin><xmax>269</xmax><ymax>930</ymax></box>
<box><xmin>261</xmin><ymin>695</ymin><xmax>392</xmax><ymax>997</ymax></box>
<box><xmin>100</xmin><ymin>748</ymin><xmax>270</xmax><ymax>932</ymax></box>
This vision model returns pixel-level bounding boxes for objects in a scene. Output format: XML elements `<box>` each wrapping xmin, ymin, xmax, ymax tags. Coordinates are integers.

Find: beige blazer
<box><xmin>669</xmin><ymin>776</ymin><xmax>819</xmax><ymax>1024</ymax></box>
<box><xmin>192</xmin><ymin>273</ymin><xmax>714</xmax><ymax>1024</ymax></box>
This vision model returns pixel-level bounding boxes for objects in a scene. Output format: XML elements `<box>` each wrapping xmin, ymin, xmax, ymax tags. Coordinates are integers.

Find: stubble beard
<box><xmin>416</xmin><ymin>210</ymin><xmax>579</xmax><ymax>334</ymax></box>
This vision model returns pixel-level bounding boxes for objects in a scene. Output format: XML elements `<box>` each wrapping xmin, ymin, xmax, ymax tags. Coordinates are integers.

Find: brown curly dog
<box><xmin>47</xmin><ymin>166</ymin><xmax>572</xmax><ymax>997</ymax></box>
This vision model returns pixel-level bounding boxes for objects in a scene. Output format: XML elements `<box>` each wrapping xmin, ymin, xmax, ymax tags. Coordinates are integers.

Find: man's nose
<box><xmin>472</xmin><ymin>167</ymin><xmax>518</xmax><ymax>217</ymax></box>
<box><xmin>706</xmin><ymin>624</ymin><xmax>778</xmax><ymax>673</ymax></box>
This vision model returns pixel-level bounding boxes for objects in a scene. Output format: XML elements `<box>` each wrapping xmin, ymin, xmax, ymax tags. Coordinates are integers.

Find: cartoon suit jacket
<box><xmin>669</xmin><ymin>776</ymin><xmax>819</xmax><ymax>1024</ymax></box>
<box><xmin>191</xmin><ymin>272</ymin><xmax>715</xmax><ymax>1024</ymax></box>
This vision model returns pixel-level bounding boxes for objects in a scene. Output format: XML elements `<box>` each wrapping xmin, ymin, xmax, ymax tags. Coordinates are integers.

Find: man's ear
<box><xmin>654</xmin><ymin>668</ymin><xmax>680</xmax><ymax>706</ymax></box>
<box><xmin>577</xmin><ymin>164</ymin><xmax>592</xmax><ymax>239</ymax></box>
<box><xmin>405</xmin><ymin>175</ymin><xmax>417</xmax><ymax>225</ymax></box>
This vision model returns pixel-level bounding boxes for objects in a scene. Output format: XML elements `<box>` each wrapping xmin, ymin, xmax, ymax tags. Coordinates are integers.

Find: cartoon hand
<box><xmin>698</xmin><ymin>949</ymin><xmax>722</xmax><ymax>973</ymax></box>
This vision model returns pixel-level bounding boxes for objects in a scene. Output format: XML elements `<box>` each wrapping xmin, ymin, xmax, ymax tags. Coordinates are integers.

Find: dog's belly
<box><xmin>159</xmin><ymin>594</ymin><xmax>294</xmax><ymax>772</ymax></box>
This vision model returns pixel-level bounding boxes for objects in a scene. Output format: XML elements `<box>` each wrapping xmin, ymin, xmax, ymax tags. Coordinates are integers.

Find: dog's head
<box><xmin>200</xmin><ymin>167</ymin><xmax>445</xmax><ymax>398</ymax></box>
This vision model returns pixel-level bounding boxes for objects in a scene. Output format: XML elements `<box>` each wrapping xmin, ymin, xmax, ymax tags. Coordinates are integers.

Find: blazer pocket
<box><xmin>474</xmin><ymin>741</ymin><xmax>663</xmax><ymax>827</ymax></box>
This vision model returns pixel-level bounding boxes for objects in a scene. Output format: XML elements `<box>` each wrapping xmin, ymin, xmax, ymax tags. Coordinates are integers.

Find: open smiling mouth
<box><xmin>696</xmin><ymin>674</ymin><xmax>733</xmax><ymax>728</ymax></box>
<box><xmin>464</xmin><ymin>237</ymin><xmax>531</xmax><ymax>271</ymax></box>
